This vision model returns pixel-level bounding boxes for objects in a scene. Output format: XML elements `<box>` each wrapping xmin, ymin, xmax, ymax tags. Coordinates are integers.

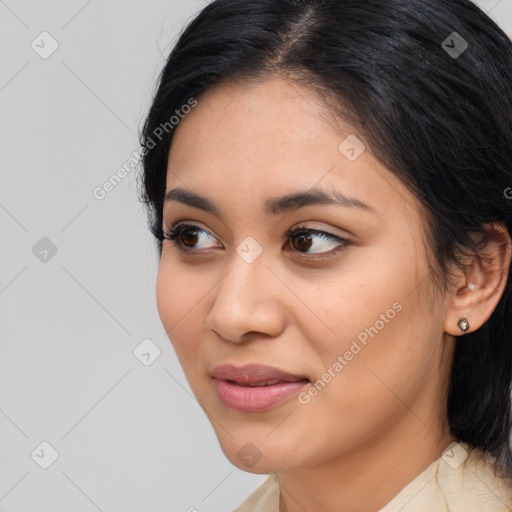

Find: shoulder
<box><xmin>231</xmin><ymin>443</ymin><xmax>512</xmax><ymax>512</ymax></box>
<box><xmin>379</xmin><ymin>442</ymin><xmax>512</xmax><ymax>512</ymax></box>
<box><xmin>232</xmin><ymin>474</ymin><xmax>280</xmax><ymax>512</ymax></box>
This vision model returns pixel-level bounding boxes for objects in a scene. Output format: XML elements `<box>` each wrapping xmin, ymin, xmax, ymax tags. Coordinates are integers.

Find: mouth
<box><xmin>211</xmin><ymin>363</ymin><xmax>310</xmax><ymax>412</ymax></box>
<box><xmin>225</xmin><ymin>379</ymin><xmax>303</xmax><ymax>387</ymax></box>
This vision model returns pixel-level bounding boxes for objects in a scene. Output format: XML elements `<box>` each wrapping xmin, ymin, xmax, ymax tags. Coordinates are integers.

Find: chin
<box><xmin>216</xmin><ymin>436</ymin><xmax>298</xmax><ymax>474</ymax></box>
<box><xmin>228</xmin><ymin>451</ymin><xmax>286</xmax><ymax>474</ymax></box>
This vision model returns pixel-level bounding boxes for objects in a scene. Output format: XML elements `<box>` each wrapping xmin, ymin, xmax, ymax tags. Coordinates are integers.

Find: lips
<box><xmin>211</xmin><ymin>363</ymin><xmax>309</xmax><ymax>386</ymax></box>
<box><xmin>211</xmin><ymin>363</ymin><xmax>310</xmax><ymax>412</ymax></box>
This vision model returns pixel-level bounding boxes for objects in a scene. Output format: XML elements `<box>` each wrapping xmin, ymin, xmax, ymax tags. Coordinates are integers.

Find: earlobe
<box><xmin>444</xmin><ymin>222</ymin><xmax>511</xmax><ymax>337</ymax></box>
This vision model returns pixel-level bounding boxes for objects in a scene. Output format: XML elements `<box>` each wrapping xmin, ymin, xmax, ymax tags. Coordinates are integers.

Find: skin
<box><xmin>156</xmin><ymin>76</ymin><xmax>511</xmax><ymax>512</ymax></box>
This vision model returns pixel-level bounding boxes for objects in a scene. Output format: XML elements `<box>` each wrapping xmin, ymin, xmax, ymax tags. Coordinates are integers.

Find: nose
<box><xmin>205</xmin><ymin>251</ymin><xmax>287</xmax><ymax>343</ymax></box>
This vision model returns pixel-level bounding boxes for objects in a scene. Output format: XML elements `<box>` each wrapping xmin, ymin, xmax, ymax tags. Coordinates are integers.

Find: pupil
<box><xmin>294</xmin><ymin>233</ymin><xmax>312</xmax><ymax>252</ymax></box>
<box><xmin>181</xmin><ymin>228</ymin><xmax>199</xmax><ymax>247</ymax></box>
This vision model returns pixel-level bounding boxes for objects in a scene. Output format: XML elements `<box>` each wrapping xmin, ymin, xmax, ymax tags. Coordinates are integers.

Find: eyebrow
<box><xmin>164</xmin><ymin>187</ymin><xmax>377</xmax><ymax>216</ymax></box>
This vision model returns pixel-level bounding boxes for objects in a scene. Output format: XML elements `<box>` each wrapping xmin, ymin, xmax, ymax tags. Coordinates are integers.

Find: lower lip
<box><xmin>213</xmin><ymin>378</ymin><xmax>309</xmax><ymax>412</ymax></box>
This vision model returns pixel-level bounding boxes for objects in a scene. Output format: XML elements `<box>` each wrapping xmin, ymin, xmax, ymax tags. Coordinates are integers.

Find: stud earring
<box><xmin>457</xmin><ymin>317</ymin><xmax>470</xmax><ymax>334</ymax></box>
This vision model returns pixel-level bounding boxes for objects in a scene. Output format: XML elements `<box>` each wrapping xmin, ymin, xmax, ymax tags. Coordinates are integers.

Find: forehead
<box><xmin>165</xmin><ymin>76</ymin><xmax>419</xmax><ymax>222</ymax></box>
<box><xmin>169</xmin><ymin>76</ymin><xmax>346</xmax><ymax>165</ymax></box>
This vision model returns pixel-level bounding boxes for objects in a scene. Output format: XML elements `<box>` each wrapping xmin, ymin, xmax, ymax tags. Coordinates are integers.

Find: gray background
<box><xmin>0</xmin><ymin>1</ymin><xmax>510</xmax><ymax>510</ymax></box>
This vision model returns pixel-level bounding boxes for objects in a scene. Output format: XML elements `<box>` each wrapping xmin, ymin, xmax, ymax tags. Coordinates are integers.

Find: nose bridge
<box><xmin>225</xmin><ymin>248</ymin><xmax>269</xmax><ymax>301</ymax></box>
<box><xmin>206</xmin><ymin>247</ymin><xmax>285</xmax><ymax>341</ymax></box>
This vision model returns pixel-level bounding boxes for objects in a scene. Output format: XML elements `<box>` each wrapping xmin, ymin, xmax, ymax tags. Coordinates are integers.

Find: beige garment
<box><xmin>232</xmin><ymin>442</ymin><xmax>512</xmax><ymax>512</ymax></box>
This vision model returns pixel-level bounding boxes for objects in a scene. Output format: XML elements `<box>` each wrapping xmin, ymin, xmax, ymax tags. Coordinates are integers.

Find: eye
<box><xmin>285</xmin><ymin>226</ymin><xmax>351</xmax><ymax>257</ymax></box>
<box><xmin>163</xmin><ymin>222</ymin><xmax>221</xmax><ymax>252</ymax></box>
<box><xmin>163</xmin><ymin>222</ymin><xmax>351</xmax><ymax>257</ymax></box>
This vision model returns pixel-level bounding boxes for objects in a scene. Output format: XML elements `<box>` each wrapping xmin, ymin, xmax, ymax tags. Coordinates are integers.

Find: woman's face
<box><xmin>156</xmin><ymin>76</ymin><xmax>454</xmax><ymax>473</ymax></box>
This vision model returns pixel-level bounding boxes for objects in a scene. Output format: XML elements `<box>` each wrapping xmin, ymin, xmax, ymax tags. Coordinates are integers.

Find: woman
<box><xmin>139</xmin><ymin>0</ymin><xmax>512</xmax><ymax>510</ymax></box>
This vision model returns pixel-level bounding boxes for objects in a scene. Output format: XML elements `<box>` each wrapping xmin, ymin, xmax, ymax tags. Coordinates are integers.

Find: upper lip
<box><xmin>211</xmin><ymin>363</ymin><xmax>309</xmax><ymax>385</ymax></box>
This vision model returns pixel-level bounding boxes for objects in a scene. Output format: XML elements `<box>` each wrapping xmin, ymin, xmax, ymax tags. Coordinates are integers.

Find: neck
<box><xmin>277</xmin><ymin>413</ymin><xmax>456</xmax><ymax>512</ymax></box>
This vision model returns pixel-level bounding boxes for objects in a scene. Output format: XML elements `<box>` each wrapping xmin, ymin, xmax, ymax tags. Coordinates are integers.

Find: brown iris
<box><xmin>181</xmin><ymin>227</ymin><xmax>199</xmax><ymax>248</ymax></box>
<box><xmin>291</xmin><ymin>233</ymin><xmax>313</xmax><ymax>252</ymax></box>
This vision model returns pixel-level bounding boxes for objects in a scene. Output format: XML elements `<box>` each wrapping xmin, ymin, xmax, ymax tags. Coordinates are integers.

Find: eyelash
<box><xmin>162</xmin><ymin>222</ymin><xmax>351</xmax><ymax>259</ymax></box>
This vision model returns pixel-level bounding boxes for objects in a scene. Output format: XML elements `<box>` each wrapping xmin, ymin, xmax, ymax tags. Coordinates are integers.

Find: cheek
<box><xmin>156</xmin><ymin>260</ymin><xmax>178</xmax><ymax>330</ymax></box>
<box><xmin>296</xmin><ymin>235</ymin><xmax>440</xmax><ymax>406</ymax></box>
<box><xmin>303</xmin><ymin>272</ymin><xmax>441</xmax><ymax>422</ymax></box>
<box><xmin>296</xmin><ymin>238</ymin><xmax>422</xmax><ymax>360</ymax></box>
<box><xmin>156</xmin><ymin>258</ymin><xmax>205</xmax><ymax>359</ymax></box>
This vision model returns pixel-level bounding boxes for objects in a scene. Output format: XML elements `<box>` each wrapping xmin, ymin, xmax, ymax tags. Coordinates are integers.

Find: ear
<box><xmin>444</xmin><ymin>222</ymin><xmax>511</xmax><ymax>336</ymax></box>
